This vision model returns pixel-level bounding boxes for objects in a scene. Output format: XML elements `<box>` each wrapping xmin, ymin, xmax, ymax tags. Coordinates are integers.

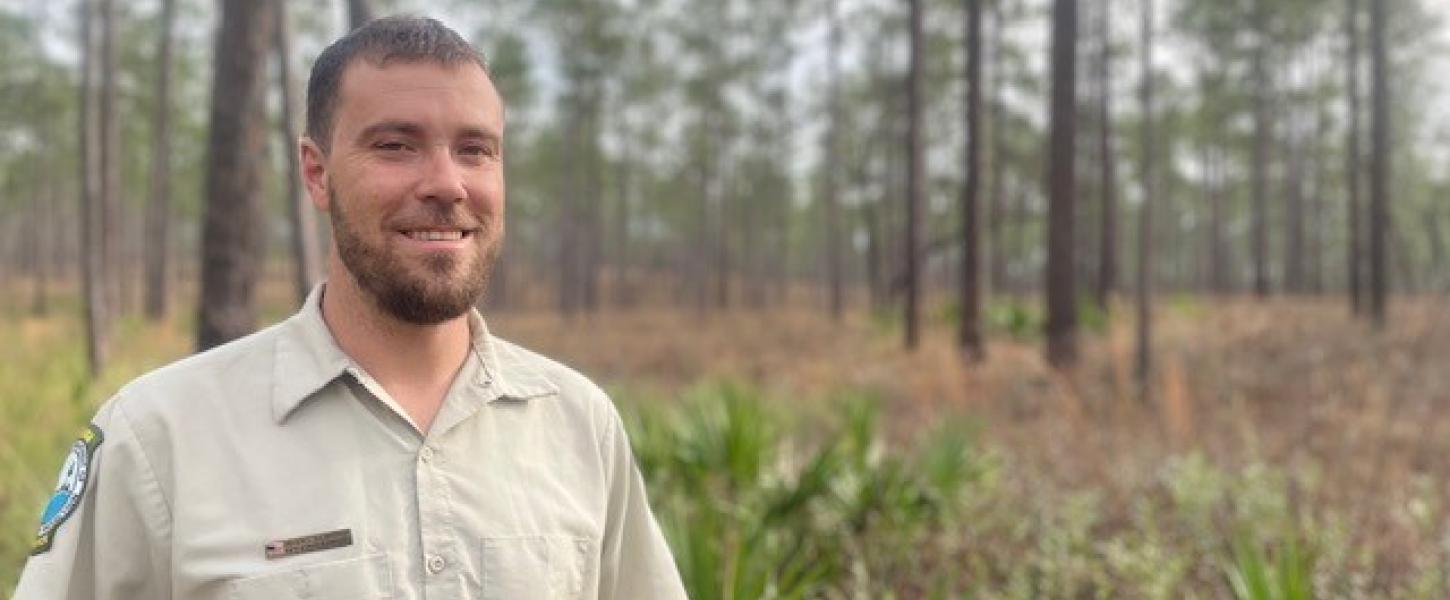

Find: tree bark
<box><xmin>1209</xmin><ymin>145</ymin><xmax>1228</xmax><ymax>292</ymax></box>
<box><xmin>197</xmin><ymin>0</ymin><xmax>277</xmax><ymax>350</ymax></box>
<box><xmin>905</xmin><ymin>0</ymin><xmax>925</xmax><ymax>350</ymax></box>
<box><xmin>275</xmin><ymin>4</ymin><xmax>323</xmax><ymax>305</ymax></box>
<box><xmin>1345</xmin><ymin>0</ymin><xmax>1364</xmax><ymax>313</ymax></box>
<box><xmin>32</xmin><ymin>170</ymin><xmax>53</xmax><ymax>316</ymax></box>
<box><xmin>1367</xmin><ymin>0</ymin><xmax>1389</xmax><ymax>324</ymax></box>
<box><xmin>559</xmin><ymin>105</ymin><xmax>582</xmax><ymax>318</ymax></box>
<box><xmin>582</xmin><ymin>89</ymin><xmax>603</xmax><ymax>314</ymax></box>
<box><xmin>825</xmin><ymin>0</ymin><xmax>845</xmax><ymax>321</ymax></box>
<box><xmin>1284</xmin><ymin>80</ymin><xmax>1306</xmax><ymax>294</ymax></box>
<box><xmin>1136</xmin><ymin>0</ymin><xmax>1155</xmax><ymax>394</ymax></box>
<box><xmin>144</xmin><ymin>0</ymin><xmax>175</xmax><ymax>320</ymax></box>
<box><xmin>1045</xmin><ymin>0</ymin><xmax>1078</xmax><ymax>367</ymax></box>
<box><xmin>98</xmin><ymin>0</ymin><xmax>121</xmax><ymax>316</ymax></box>
<box><xmin>611</xmin><ymin>125</ymin><xmax>635</xmax><ymax>308</ymax></box>
<box><xmin>347</xmin><ymin>0</ymin><xmax>373</xmax><ymax>30</ymax></box>
<box><xmin>1095</xmin><ymin>0</ymin><xmax>1117</xmax><ymax>312</ymax></box>
<box><xmin>987</xmin><ymin>2</ymin><xmax>1008</xmax><ymax>294</ymax></box>
<box><xmin>78</xmin><ymin>0</ymin><xmax>107</xmax><ymax>376</ymax></box>
<box><xmin>1251</xmin><ymin>0</ymin><xmax>1271</xmax><ymax>297</ymax></box>
<box><xmin>959</xmin><ymin>0</ymin><xmax>985</xmax><ymax>360</ymax></box>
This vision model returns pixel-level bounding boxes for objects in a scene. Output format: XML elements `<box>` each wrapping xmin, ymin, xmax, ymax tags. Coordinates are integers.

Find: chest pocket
<box><xmin>481</xmin><ymin>536</ymin><xmax>592</xmax><ymax>600</ymax></box>
<box><xmin>228</xmin><ymin>552</ymin><xmax>392</xmax><ymax>600</ymax></box>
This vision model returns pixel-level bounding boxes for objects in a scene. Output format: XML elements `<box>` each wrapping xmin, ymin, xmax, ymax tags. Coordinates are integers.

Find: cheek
<box><xmin>470</xmin><ymin>174</ymin><xmax>506</xmax><ymax>215</ymax></box>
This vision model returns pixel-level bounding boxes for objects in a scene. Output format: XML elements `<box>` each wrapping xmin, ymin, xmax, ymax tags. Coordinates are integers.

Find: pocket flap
<box><xmin>229</xmin><ymin>552</ymin><xmax>392</xmax><ymax>599</ymax></box>
<box><xmin>482</xmin><ymin>536</ymin><xmax>591</xmax><ymax>599</ymax></box>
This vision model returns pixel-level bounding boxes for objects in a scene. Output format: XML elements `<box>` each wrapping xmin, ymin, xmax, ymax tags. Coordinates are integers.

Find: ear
<box><xmin>299</xmin><ymin>137</ymin><xmax>331</xmax><ymax>212</ymax></box>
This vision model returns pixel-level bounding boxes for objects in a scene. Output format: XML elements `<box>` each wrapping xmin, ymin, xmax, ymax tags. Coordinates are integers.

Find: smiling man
<box><xmin>13</xmin><ymin>16</ymin><xmax>687</xmax><ymax>600</ymax></box>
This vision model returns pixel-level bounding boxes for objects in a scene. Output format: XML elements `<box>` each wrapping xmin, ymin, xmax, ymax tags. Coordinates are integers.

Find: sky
<box><xmin>1424</xmin><ymin>1</ymin><xmax>1450</xmax><ymax>154</ymax></box>
<box><xmin>6</xmin><ymin>0</ymin><xmax>1450</xmax><ymax>165</ymax></box>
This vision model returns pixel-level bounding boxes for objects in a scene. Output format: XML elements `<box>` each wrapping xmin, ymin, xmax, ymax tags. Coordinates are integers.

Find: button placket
<box><xmin>415</xmin><ymin>441</ymin><xmax>456</xmax><ymax>588</ymax></box>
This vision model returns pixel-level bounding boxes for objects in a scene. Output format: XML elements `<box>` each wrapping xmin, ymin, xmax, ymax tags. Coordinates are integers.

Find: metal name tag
<box><xmin>264</xmin><ymin>528</ymin><xmax>353</xmax><ymax>560</ymax></box>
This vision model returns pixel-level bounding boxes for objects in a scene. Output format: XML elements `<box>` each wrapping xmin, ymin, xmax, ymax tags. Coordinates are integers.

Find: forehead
<box><xmin>333</xmin><ymin>60</ymin><xmax>503</xmax><ymax>135</ymax></box>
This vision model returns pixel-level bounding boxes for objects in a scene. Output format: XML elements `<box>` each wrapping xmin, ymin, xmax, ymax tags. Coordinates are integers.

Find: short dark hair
<box><xmin>305</xmin><ymin>16</ymin><xmax>488</xmax><ymax>152</ymax></box>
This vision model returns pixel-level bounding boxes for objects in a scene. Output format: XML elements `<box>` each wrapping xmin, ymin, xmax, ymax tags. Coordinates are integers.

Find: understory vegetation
<box><xmin>3</xmin><ymin>293</ymin><xmax>1449</xmax><ymax>598</ymax></box>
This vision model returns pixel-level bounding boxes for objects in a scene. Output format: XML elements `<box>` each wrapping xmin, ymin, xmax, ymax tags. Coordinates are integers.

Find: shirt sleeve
<box><xmin>12</xmin><ymin>398</ymin><xmax>173</xmax><ymax>600</ymax></box>
<box><xmin>597</xmin><ymin>404</ymin><xmax>688</xmax><ymax>600</ymax></box>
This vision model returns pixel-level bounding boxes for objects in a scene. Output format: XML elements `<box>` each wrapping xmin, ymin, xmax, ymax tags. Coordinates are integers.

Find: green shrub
<box><xmin>1225</xmin><ymin>535</ymin><xmax>1316</xmax><ymax>600</ymax></box>
<box><xmin>623</xmin><ymin>381</ymin><xmax>988</xmax><ymax>599</ymax></box>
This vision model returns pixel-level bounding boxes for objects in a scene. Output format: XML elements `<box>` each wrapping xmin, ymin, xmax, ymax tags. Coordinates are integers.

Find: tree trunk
<box><xmin>1367</xmin><ymin>0</ymin><xmax>1388</xmax><ymax>324</ymax></box>
<box><xmin>1045</xmin><ymin>0</ymin><xmax>1078</xmax><ymax>367</ymax></box>
<box><xmin>1209</xmin><ymin>145</ymin><xmax>1228</xmax><ymax>292</ymax></box>
<box><xmin>197</xmin><ymin>0</ymin><xmax>277</xmax><ymax>350</ymax></box>
<box><xmin>694</xmin><ymin>129</ymin><xmax>713</xmax><ymax>318</ymax></box>
<box><xmin>78</xmin><ymin>0</ymin><xmax>107</xmax><ymax>376</ymax></box>
<box><xmin>714</xmin><ymin>163</ymin><xmax>731</xmax><ymax>311</ymax></box>
<box><xmin>1136</xmin><ymin>0</ymin><xmax>1155</xmax><ymax>394</ymax></box>
<box><xmin>1095</xmin><ymin>0</ymin><xmax>1117</xmax><ymax>312</ymax></box>
<box><xmin>24</xmin><ymin>163</ymin><xmax>42</xmax><ymax>315</ymax></box>
<box><xmin>825</xmin><ymin>0</ymin><xmax>845</xmax><ymax>321</ymax></box>
<box><xmin>276</xmin><ymin>4</ymin><xmax>323</xmax><ymax>305</ymax></box>
<box><xmin>559</xmin><ymin>107</ymin><xmax>582</xmax><ymax>318</ymax></box>
<box><xmin>347</xmin><ymin>0</ymin><xmax>372</xmax><ymax>30</ymax></box>
<box><xmin>1284</xmin><ymin>91</ymin><xmax>1306</xmax><ymax>294</ymax></box>
<box><xmin>1425</xmin><ymin>205</ymin><xmax>1445</xmax><ymax>281</ymax></box>
<box><xmin>905</xmin><ymin>0</ymin><xmax>925</xmax><ymax>350</ymax></box>
<box><xmin>144</xmin><ymin>0</ymin><xmax>176</xmax><ymax>320</ymax></box>
<box><xmin>1251</xmin><ymin>0</ymin><xmax>1271</xmax><ymax>297</ymax></box>
<box><xmin>612</xmin><ymin>129</ymin><xmax>635</xmax><ymax>308</ymax></box>
<box><xmin>98</xmin><ymin>0</ymin><xmax>121</xmax><ymax>316</ymax></box>
<box><xmin>987</xmin><ymin>2</ymin><xmax>1008</xmax><ymax>293</ymax></box>
<box><xmin>582</xmin><ymin>92</ymin><xmax>603</xmax><ymax>314</ymax></box>
<box><xmin>32</xmin><ymin>171</ymin><xmax>53</xmax><ymax>316</ymax></box>
<box><xmin>1308</xmin><ymin>96</ymin><xmax>1329</xmax><ymax>294</ymax></box>
<box><xmin>1345</xmin><ymin>0</ymin><xmax>1364</xmax><ymax>312</ymax></box>
<box><xmin>959</xmin><ymin>0</ymin><xmax>985</xmax><ymax>360</ymax></box>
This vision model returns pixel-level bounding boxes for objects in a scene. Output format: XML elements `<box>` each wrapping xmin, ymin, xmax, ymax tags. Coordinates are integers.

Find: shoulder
<box><xmin>108</xmin><ymin>320</ymin><xmax>290</xmax><ymax>426</ymax></box>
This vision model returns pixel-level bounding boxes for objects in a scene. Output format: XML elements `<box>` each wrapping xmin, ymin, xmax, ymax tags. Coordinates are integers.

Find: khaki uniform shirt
<box><xmin>14</xmin><ymin>286</ymin><xmax>687</xmax><ymax>600</ymax></box>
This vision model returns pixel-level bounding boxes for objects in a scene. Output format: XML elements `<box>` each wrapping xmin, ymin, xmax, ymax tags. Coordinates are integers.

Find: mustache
<box><xmin>389</xmin><ymin>204</ymin><xmax>490</xmax><ymax>231</ymax></box>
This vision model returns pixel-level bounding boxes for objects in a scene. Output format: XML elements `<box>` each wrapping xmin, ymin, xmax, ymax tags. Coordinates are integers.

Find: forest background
<box><xmin>2</xmin><ymin>0</ymin><xmax>1450</xmax><ymax>597</ymax></box>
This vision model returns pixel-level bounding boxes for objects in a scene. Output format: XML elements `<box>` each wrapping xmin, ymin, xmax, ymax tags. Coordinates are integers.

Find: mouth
<box><xmin>396</xmin><ymin>228</ymin><xmax>480</xmax><ymax>249</ymax></box>
<box><xmin>402</xmin><ymin>229</ymin><xmax>471</xmax><ymax>242</ymax></box>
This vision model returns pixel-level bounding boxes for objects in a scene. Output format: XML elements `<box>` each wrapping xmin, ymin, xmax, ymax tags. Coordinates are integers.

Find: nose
<box><xmin>417</xmin><ymin>146</ymin><xmax>467</xmax><ymax>203</ymax></box>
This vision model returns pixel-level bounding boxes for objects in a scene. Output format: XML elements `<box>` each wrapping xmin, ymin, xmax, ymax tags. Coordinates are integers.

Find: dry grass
<box><xmin>488</xmin><ymin>294</ymin><xmax>1450</xmax><ymax>587</ymax></box>
<box><xmin>4</xmin><ymin>282</ymin><xmax>1448</xmax><ymax>594</ymax></box>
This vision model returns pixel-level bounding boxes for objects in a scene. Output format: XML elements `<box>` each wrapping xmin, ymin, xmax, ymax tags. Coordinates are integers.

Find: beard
<box><xmin>329</xmin><ymin>188</ymin><xmax>501</xmax><ymax>325</ymax></box>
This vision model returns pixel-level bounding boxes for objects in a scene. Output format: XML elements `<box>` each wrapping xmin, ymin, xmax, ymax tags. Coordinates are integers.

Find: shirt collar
<box><xmin>464</xmin><ymin>307</ymin><xmax>559</xmax><ymax>404</ymax></box>
<box><xmin>271</xmin><ymin>283</ymin><xmax>557</xmax><ymax>424</ymax></box>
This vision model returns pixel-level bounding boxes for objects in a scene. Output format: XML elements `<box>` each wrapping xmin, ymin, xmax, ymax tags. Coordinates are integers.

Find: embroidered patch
<box><xmin>31</xmin><ymin>424</ymin><xmax>104</xmax><ymax>555</ymax></box>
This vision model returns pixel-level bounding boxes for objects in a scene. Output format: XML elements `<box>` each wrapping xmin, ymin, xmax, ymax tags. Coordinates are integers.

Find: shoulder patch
<box><xmin>31</xmin><ymin>423</ymin><xmax>104</xmax><ymax>555</ymax></box>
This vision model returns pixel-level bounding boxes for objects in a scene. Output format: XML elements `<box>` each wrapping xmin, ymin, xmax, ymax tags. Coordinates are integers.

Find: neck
<box><xmin>320</xmin><ymin>258</ymin><xmax>472</xmax><ymax>430</ymax></box>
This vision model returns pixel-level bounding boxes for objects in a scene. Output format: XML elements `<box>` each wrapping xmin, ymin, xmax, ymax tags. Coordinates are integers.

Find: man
<box><xmin>14</xmin><ymin>16</ymin><xmax>687</xmax><ymax>599</ymax></box>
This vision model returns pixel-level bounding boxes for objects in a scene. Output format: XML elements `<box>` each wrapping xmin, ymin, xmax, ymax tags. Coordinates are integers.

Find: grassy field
<box><xmin>3</xmin><ymin>287</ymin><xmax>1449</xmax><ymax>598</ymax></box>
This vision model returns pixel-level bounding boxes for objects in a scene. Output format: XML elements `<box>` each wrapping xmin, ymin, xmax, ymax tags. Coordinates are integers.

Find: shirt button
<box><xmin>420</xmin><ymin>446</ymin><xmax>435</xmax><ymax>463</ymax></box>
<box><xmin>426</xmin><ymin>555</ymin><xmax>446</xmax><ymax>574</ymax></box>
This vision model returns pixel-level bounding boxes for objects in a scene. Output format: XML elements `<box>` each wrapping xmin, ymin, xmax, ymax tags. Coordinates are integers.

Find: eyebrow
<box><xmin>355</xmin><ymin>120</ymin><xmax>500</xmax><ymax>145</ymax></box>
<box><xmin>456</xmin><ymin>126</ymin><xmax>502</xmax><ymax>146</ymax></box>
<box><xmin>355</xmin><ymin>120</ymin><xmax>425</xmax><ymax>143</ymax></box>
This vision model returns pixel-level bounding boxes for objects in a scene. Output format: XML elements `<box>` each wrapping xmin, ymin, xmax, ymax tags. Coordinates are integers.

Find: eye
<box><xmin>458</xmin><ymin>143</ymin><xmax>499</xmax><ymax>160</ymax></box>
<box><xmin>373</xmin><ymin>141</ymin><xmax>410</xmax><ymax>152</ymax></box>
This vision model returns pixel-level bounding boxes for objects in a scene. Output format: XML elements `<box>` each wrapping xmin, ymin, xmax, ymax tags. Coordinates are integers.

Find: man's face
<box><xmin>302</xmin><ymin>60</ymin><xmax>505</xmax><ymax>324</ymax></box>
